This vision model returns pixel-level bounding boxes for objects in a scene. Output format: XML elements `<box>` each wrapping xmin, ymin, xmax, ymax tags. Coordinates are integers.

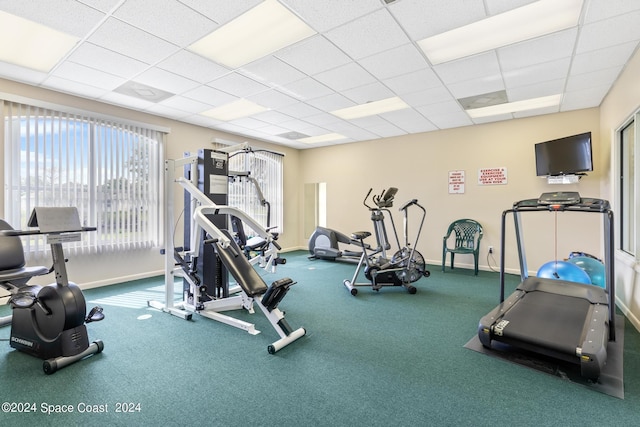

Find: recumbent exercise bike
<box><xmin>343</xmin><ymin>188</ymin><xmax>430</xmax><ymax>295</ymax></box>
<box><xmin>0</xmin><ymin>207</ymin><xmax>104</xmax><ymax>374</ymax></box>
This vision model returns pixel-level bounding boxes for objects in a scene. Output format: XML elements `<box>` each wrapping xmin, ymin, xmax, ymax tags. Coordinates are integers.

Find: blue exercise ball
<box><xmin>536</xmin><ymin>260</ymin><xmax>592</xmax><ymax>284</ymax></box>
<box><xmin>567</xmin><ymin>256</ymin><xmax>606</xmax><ymax>288</ymax></box>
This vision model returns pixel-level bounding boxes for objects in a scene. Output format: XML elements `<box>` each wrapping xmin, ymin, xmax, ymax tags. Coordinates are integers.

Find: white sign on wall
<box><xmin>478</xmin><ymin>167</ymin><xmax>508</xmax><ymax>185</ymax></box>
<box><xmin>448</xmin><ymin>170</ymin><xmax>465</xmax><ymax>194</ymax></box>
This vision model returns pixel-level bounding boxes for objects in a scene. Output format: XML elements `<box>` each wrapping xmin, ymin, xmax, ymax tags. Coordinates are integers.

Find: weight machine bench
<box><xmin>214</xmin><ymin>229</ymin><xmax>305</xmax><ymax>353</ymax></box>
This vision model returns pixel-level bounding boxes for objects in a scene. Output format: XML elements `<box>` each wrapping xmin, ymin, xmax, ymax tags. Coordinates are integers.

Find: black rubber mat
<box><xmin>465</xmin><ymin>315</ymin><xmax>625</xmax><ymax>399</ymax></box>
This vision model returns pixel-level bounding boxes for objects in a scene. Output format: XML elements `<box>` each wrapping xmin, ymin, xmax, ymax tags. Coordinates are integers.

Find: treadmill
<box><xmin>478</xmin><ymin>193</ymin><xmax>615</xmax><ymax>380</ymax></box>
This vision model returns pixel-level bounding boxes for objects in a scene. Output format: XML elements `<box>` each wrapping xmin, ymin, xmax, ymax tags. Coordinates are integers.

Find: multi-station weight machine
<box><xmin>148</xmin><ymin>146</ymin><xmax>305</xmax><ymax>353</ymax></box>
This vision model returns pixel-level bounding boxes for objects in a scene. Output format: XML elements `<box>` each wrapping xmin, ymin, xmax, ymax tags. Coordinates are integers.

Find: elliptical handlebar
<box><xmin>364</xmin><ymin>187</ymin><xmax>398</xmax><ymax>210</ymax></box>
<box><xmin>399</xmin><ymin>199</ymin><xmax>419</xmax><ymax>211</ymax></box>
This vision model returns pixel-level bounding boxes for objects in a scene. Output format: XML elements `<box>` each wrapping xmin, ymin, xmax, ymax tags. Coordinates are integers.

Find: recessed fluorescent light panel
<box><xmin>331</xmin><ymin>97</ymin><xmax>409</xmax><ymax>120</ymax></box>
<box><xmin>298</xmin><ymin>133</ymin><xmax>347</xmax><ymax>144</ymax></box>
<box><xmin>0</xmin><ymin>11</ymin><xmax>79</xmax><ymax>72</ymax></box>
<box><xmin>188</xmin><ymin>0</ymin><xmax>316</xmax><ymax>68</ymax></box>
<box><xmin>418</xmin><ymin>0</ymin><xmax>583</xmax><ymax>65</ymax></box>
<box><xmin>201</xmin><ymin>99</ymin><xmax>269</xmax><ymax>121</ymax></box>
<box><xmin>466</xmin><ymin>94</ymin><xmax>562</xmax><ymax>119</ymax></box>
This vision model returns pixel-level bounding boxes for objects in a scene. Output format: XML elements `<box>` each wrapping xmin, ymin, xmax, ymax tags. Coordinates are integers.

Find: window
<box><xmin>3</xmin><ymin>101</ymin><xmax>163</xmax><ymax>258</ymax></box>
<box><xmin>620</xmin><ymin>119</ymin><xmax>636</xmax><ymax>255</ymax></box>
<box><xmin>224</xmin><ymin>147</ymin><xmax>284</xmax><ymax>236</ymax></box>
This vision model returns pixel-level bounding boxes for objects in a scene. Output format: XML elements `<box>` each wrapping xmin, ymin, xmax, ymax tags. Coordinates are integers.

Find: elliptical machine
<box><xmin>343</xmin><ymin>188</ymin><xmax>430</xmax><ymax>295</ymax></box>
<box><xmin>0</xmin><ymin>207</ymin><xmax>104</xmax><ymax>374</ymax></box>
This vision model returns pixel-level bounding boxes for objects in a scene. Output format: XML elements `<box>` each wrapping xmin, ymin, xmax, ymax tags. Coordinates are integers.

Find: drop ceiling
<box><xmin>0</xmin><ymin>0</ymin><xmax>639</xmax><ymax>150</ymax></box>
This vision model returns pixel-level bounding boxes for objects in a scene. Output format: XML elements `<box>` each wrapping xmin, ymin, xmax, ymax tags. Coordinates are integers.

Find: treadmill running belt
<box><xmin>501</xmin><ymin>291</ymin><xmax>591</xmax><ymax>355</ymax></box>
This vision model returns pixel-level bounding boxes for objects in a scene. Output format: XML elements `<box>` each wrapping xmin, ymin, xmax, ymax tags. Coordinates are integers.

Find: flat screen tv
<box><xmin>534</xmin><ymin>132</ymin><xmax>593</xmax><ymax>176</ymax></box>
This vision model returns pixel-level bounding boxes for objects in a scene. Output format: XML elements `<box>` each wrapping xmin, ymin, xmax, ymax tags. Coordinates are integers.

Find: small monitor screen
<box><xmin>534</xmin><ymin>132</ymin><xmax>593</xmax><ymax>176</ymax></box>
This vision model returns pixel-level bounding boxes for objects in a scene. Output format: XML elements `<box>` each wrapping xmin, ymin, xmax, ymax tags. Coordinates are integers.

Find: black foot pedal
<box><xmin>86</xmin><ymin>306</ymin><xmax>104</xmax><ymax>323</ymax></box>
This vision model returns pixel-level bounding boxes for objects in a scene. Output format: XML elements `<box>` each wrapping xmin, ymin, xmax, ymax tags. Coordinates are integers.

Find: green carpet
<box><xmin>1</xmin><ymin>251</ymin><xmax>639</xmax><ymax>426</ymax></box>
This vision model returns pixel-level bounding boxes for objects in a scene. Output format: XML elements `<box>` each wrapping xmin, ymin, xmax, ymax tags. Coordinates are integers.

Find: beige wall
<box><xmin>299</xmin><ymin>108</ymin><xmax>602</xmax><ymax>276</ymax></box>
<box><xmin>600</xmin><ymin>46</ymin><xmax>640</xmax><ymax>330</ymax></box>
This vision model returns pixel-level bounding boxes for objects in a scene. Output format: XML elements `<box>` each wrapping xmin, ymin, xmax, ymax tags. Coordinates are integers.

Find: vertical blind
<box><xmin>3</xmin><ymin>101</ymin><xmax>163</xmax><ymax>258</ymax></box>
<box><xmin>213</xmin><ymin>145</ymin><xmax>284</xmax><ymax>236</ymax></box>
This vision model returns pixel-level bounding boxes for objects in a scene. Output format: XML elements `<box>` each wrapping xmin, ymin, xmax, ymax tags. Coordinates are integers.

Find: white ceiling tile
<box><xmin>447</xmin><ymin>75</ymin><xmax>504</xmax><ymax>99</ymax></box>
<box><xmin>583</xmin><ymin>0</ymin><xmax>640</xmax><ymax>24</ymax></box>
<box><xmin>158</xmin><ymin>95</ymin><xmax>213</xmax><ymax>114</ymax></box>
<box><xmin>383</xmin><ymin>69</ymin><xmax>442</xmax><ymax>95</ymax></box>
<box><xmin>99</xmin><ymin>90</ymin><xmax>157</xmax><ymax>110</ymax></box>
<box><xmin>252</xmin><ymin>110</ymin><xmax>294</xmax><ymax>125</ymax></box>
<box><xmin>433</xmin><ymin>52</ymin><xmax>501</xmax><ymax>85</ymax></box>
<box><xmin>248</xmin><ymin>89</ymin><xmax>299</xmax><ymax>109</ymax></box>
<box><xmin>207</xmin><ymin>72</ymin><xmax>269</xmax><ymax>97</ymax></box>
<box><xmin>181</xmin><ymin>85</ymin><xmax>236</xmax><ymax>106</ymax></box>
<box><xmin>51</xmin><ymin>61</ymin><xmax>124</xmax><ymax>89</ymax></box>
<box><xmin>314</xmin><ymin>62</ymin><xmax>376</xmax><ymax>92</ymax></box>
<box><xmin>335</xmin><ymin>126</ymin><xmax>379</xmax><ymax>142</ymax></box>
<box><xmin>576</xmin><ymin>10</ymin><xmax>640</xmax><ymax>54</ymax></box>
<box><xmin>114</xmin><ymin>0</ymin><xmax>216</xmax><ymax>46</ymax></box>
<box><xmin>367</xmin><ymin>122</ymin><xmax>406</xmax><ymax>138</ymax></box>
<box><xmin>144</xmin><ymin>102</ymin><xmax>191</xmax><ymax>119</ymax></box>
<box><xmin>277</xmin><ymin>102</ymin><xmax>323</xmax><ymax>119</ymax></box>
<box><xmin>134</xmin><ymin>67</ymin><xmax>200</xmax><ymax>95</ymax></box>
<box><xmin>77</xmin><ymin>0</ymin><xmax>122</xmax><ymax>13</ymax></box>
<box><xmin>88</xmin><ymin>18</ymin><xmax>179</xmax><ymax>64</ymax></box>
<box><xmin>67</xmin><ymin>43</ymin><xmax>148</xmax><ymax>79</ymax></box>
<box><xmin>177</xmin><ymin>0</ymin><xmax>262</xmax><ymax>25</ymax></box>
<box><xmin>306</xmin><ymin>92</ymin><xmax>354</xmax><ymax>112</ymax></box>
<box><xmin>561</xmin><ymin>86</ymin><xmax>610</xmax><ymax>111</ymax></box>
<box><xmin>498</xmin><ymin>28</ymin><xmax>578</xmax><ymax>72</ymax></box>
<box><xmin>565</xmin><ymin>66</ymin><xmax>623</xmax><ymax>92</ymax></box>
<box><xmin>359</xmin><ymin>44</ymin><xmax>429</xmax><ymax>80</ymax></box>
<box><xmin>571</xmin><ymin>41</ymin><xmax>638</xmax><ymax>75</ymax></box>
<box><xmin>180</xmin><ymin>113</ymin><xmax>222</xmax><ymax>128</ymax></box>
<box><xmin>281</xmin><ymin>0</ymin><xmax>382</xmax><ymax>32</ymax></box>
<box><xmin>157</xmin><ymin>50</ymin><xmax>230</xmax><ymax>84</ymax></box>
<box><xmin>341</xmin><ymin>82</ymin><xmax>394</xmax><ymax>104</ymax></box>
<box><xmin>381</xmin><ymin>109</ymin><xmax>437</xmax><ymax>134</ymax></box>
<box><xmin>402</xmin><ymin>86</ymin><xmax>455</xmax><ymax>108</ymax></box>
<box><xmin>278</xmin><ymin>118</ymin><xmax>324</xmax><ymax>134</ymax></box>
<box><xmin>253</xmin><ymin>123</ymin><xmax>289</xmax><ymax>136</ymax></box>
<box><xmin>325</xmin><ymin>9</ymin><xmax>410</xmax><ymax>60</ymax></box>
<box><xmin>0</xmin><ymin>0</ymin><xmax>105</xmax><ymax>37</ymax></box>
<box><xmin>485</xmin><ymin>0</ymin><xmax>538</xmax><ymax>15</ymax></box>
<box><xmin>276</xmin><ymin>35</ymin><xmax>352</xmax><ymax>75</ymax></box>
<box><xmin>240</xmin><ymin>56</ymin><xmax>307</xmax><ymax>88</ymax></box>
<box><xmin>303</xmin><ymin>112</ymin><xmax>343</xmax><ymax>127</ymax></box>
<box><xmin>507</xmin><ymin>79</ymin><xmax>565</xmax><ymax>102</ymax></box>
<box><xmin>227</xmin><ymin>116</ymin><xmax>270</xmax><ymax>130</ymax></box>
<box><xmin>429</xmin><ymin>111</ymin><xmax>474</xmax><ymax>129</ymax></box>
<box><xmin>389</xmin><ymin>0</ymin><xmax>487</xmax><ymax>40</ymax></box>
<box><xmin>416</xmin><ymin>100</ymin><xmax>465</xmax><ymax>117</ymax></box>
<box><xmin>503</xmin><ymin>58</ymin><xmax>571</xmax><ymax>89</ymax></box>
<box><xmin>43</xmin><ymin>75</ymin><xmax>110</xmax><ymax>99</ymax></box>
<box><xmin>283</xmin><ymin>78</ymin><xmax>333</xmax><ymax>100</ymax></box>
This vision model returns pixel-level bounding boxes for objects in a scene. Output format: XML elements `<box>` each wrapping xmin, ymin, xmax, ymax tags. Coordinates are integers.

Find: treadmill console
<box><xmin>537</xmin><ymin>191</ymin><xmax>581</xmax><ymax>205</ymax></box>
<box><xmin>514</xmin><ymin>194</ymin><xmax>610</xmax><ymax>212</ymax></box>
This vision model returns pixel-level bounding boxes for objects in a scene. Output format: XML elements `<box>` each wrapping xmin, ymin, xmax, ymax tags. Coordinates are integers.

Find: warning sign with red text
<box><xmin>478</xmin><ymin>167</ymin><xmax>507</xmax><ymax>185</ymax></box>
<box><xmin>448</xmin><ymin>170</ymin><xmax>465</xmax><ymax>194</ymax></box>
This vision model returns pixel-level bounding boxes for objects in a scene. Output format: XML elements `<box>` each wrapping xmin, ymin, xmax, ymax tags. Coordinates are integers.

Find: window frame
<box><xmin>3</xmin><ymin>99</ymin><xmax>165</xmax><ymax>258</ymax></box>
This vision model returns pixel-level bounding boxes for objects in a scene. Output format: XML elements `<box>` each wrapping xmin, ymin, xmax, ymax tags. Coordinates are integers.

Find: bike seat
<box><xmin>350</xmin><ymin>231</ymin><xmax>371</xmax><ymax>240</ymax></box>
